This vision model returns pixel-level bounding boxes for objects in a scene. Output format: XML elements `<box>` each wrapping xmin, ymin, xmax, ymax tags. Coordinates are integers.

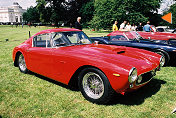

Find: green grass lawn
<box><xmin>0</xmin><ymin>25</ymin><xmax>176</xmax><ymax>118</ymax></box>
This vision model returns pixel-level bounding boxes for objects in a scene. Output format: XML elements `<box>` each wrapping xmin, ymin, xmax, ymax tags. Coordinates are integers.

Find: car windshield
<box><xmin>123</xmin><ymin>31</ymin><xmax>143</xmax><ymax>41</ymax></box>
<box><xmin>62</xmin><ymin>31</ymin><xmax>92</xmax><ymax>45</ymax></box>
<box><xmin>108</xmin><ymin>31</ymin><xmax>144</xmax><ymax>41</ymax></box>
<box><xmin>109</xmin><ymin>35</ymin><xmax>129</xmax><ymax>41</ymax></box>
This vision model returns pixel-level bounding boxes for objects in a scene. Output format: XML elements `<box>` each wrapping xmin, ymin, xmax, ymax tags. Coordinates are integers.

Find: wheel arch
<box><xmin>14</xmin><ymin>51</ymin><xmax>22</xmax><ymax>67</ymax></box>
<box><xmin>153</xmin><ymin>49</ymin><xmax>170</xmax><ymax>59</ymax></box>
<box><xmin>68</xmin><ymin>65</ymin><xmax>105</xmax><ymax>88</ymax></box>
<box><xmin>153</xmin><ymin>48</ymin><xmax>170</xmax><ymax>64</ymax></box>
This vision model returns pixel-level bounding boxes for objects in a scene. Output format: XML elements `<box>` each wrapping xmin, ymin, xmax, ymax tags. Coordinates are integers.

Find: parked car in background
<box><xmin>91</xmin><ymin>31</ymin><xmax>176</xmax><ymax>66</ymax></box>
<box><xmin>138</xmin><ymin>25</ymin><xmax>176</xmax><ymax>40</ymax></box>
<box><xmin>156</xmin><ymin>26</ymin><xmax>175</xmax><ymax>33</ymax></box>
<box><xmin>13</xmin><ymin>28</ymin><xmax>162</xmax><ymax>104</ymax></box>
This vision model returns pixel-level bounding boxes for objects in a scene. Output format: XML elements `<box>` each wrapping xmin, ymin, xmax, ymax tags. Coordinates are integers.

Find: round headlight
<box><xmin>160</xmin><ymin>56</ymin><xmax>165</xmax><ymax>67</ymax></box>
<box><xmin>128</xmin><ymin>67</ymin><xmax>138</xmax><ymax>83</ymax></box>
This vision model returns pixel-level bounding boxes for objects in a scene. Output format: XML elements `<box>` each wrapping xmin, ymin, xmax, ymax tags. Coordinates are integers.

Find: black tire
<box><xmin>78</xmin><ymin>67</ymin><xmax>114</xmax><ymax>104</ymax></box>
<box><xmin>155</xmin><ymin>51</ymin><xmax>169</xmax><ymax>66</ymax></box>
<box><xmin>18</xmin><ymin>53</ymin><xmax>28</xmax><ymax>73</ymax></box>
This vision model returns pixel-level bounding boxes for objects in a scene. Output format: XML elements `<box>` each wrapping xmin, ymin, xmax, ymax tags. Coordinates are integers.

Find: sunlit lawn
<box><xmin>0</xmin><ymin>25</ymin><xmax>176</xmax><ymax>118</ymax></box>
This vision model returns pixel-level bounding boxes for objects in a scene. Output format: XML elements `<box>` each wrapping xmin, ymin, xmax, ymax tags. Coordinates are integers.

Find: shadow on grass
<box><xmin>28</xmin><ymin>71</ymin><xmax>166</xmax><ymax>106</ymax></box>
<box><xmin>28</xmin><ymin>71</ymin><xmax>79</xmax><ymax>91</ymax></box>
<box><xmin>108</xmin><ymin>78</ymin><xmax>166</xmax><ymax>105</ymax></box>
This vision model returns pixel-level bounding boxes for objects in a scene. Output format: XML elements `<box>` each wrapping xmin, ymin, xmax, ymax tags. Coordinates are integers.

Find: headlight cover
<box><xmin>128</xmin><ymin>67</ymin><xmax>138</xmax><ymax>83</ymax></box>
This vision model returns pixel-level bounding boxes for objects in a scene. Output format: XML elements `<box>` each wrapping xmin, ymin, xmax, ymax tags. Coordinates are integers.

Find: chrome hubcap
<box><xmin>19</xmin><ymin>54</ymin><xmax>27</xmax><ymax>71</ymax></box>
<box><xmin>82</xmin><ymin>72</ymin><xmax>104</xmax><ymax>99</ymax></box>
<box><xmin>156</xmin><ymin>52</ymin><xmax>166</xmax><ymax>67</ymax></box>
<box><xmin>160</xmin><ymin>56</ymin><xmax>166</xmax><ymax>67</ymax></box>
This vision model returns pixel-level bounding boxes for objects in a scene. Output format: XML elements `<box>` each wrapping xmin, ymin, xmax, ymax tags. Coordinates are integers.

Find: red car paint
<box><xmin>138</xmin><ymin>31</ymin><xmax>176</xmax><ymax>40</ymax></box>
<box><xmin>138</xmin><ymin>25</ymin><xmax>176</xmax><ymax>40</ymax></box>
<box><xmin>108</xmin><ymin>30</ymin><xmax>176</xmax><ymax>41</ymax></box>
<box><xmin>13</xmin><ymin>28</ymin><xmax>161</xmax><ymax>94</ymax></box>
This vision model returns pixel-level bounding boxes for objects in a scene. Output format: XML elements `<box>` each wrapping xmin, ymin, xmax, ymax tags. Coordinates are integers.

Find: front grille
<box><xmin>136</xmin><ymin>69</ymin><xmax>156</xmax><ymax>85</ymax></box>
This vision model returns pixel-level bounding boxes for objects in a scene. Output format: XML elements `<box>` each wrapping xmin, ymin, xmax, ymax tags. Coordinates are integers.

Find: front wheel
<box><xmin>18</xmin><ymin>53</ymin><xmax>28</xmax><ymax>73</ymax></box>
<box><xmin>78</xmin><ymin>67</ymin><xmax>114</xmax><ymax>104</ymax></box>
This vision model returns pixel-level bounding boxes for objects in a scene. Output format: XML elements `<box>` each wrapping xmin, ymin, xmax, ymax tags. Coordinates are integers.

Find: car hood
<box><xmin>65</xmin><ymin>44</ymin><xmax>160</xmax><ymax>74</ymax></box>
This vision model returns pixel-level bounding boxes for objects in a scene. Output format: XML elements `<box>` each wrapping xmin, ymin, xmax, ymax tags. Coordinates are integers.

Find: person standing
<box><xmin>120</xmin><ymin>21</ymin><xmax>127</xmax><ymax>30</ymax></box>
<box><xmin>125</xmin><ymin>22</ymin><xmax>131</xmax><ymax>31</ymax></box>
<box><xmin>143</xmin><ymin>21</ymin><xmax>151</xmax><ymax>32</ymax></box>
<box><xmin>75</xmin><ymin>17</ymin><xmax>82</xmax><ymax>30</ymax></box>
<box><xmin>136</xmin><ymin>23</ymin><xmax>143</xmax><ymax>31</ymax></box>
<box><xmin>131</xmin><ymin>23</ymin><xmax>137</xmax><ymax>31</ymax></box>
<box><xmin>112</xmin><ymin>21</ymin><xmax>118</xmax><ymax>31</ymax></box>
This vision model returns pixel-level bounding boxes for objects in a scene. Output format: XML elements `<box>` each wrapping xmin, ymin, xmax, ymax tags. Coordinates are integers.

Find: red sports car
<box><xmin>138</xmin><ymin>25</ymin><xmax>176</xmax><ymax>40</ymax></box>
<box><xmin>13</xmin><ymin>28</ymin><xmax>162</xmax><ymax>104</ymax></box>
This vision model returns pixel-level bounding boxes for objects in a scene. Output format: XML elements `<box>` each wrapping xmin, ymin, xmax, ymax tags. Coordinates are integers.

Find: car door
<box><xmin>26</xmin><ymin>33</ymin><xmax>54</xmax><ymax>78</ymax></box>
<box><xmin>48</xmin><ymin>32</ymin><xmax>74</xmax><ymax>84</ymax></box>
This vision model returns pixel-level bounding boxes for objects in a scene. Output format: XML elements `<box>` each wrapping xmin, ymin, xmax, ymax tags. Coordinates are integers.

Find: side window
<box><xmin>67</xmin><ymin>33</ymin><xmax>78</xmax><ymax>43</ymax></box>
<box><xmin>52</xmin><ymin>33</ymin><xmax>67</xmax><ymax>47</ymax></box>
<box><xmin>33</xmin><ymin>33</ymin><xmax>51</xmax><ymax>47</ymax></box>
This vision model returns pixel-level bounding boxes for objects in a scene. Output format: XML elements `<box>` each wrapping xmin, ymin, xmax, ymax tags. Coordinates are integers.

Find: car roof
<box><xmin>34</xmin><ymin>28</ymin><xmax>81</xmax><ymax>36</ymax></box>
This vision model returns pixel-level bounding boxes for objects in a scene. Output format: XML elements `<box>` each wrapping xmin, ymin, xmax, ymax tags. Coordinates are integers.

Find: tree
<box><xmin>35</xmin><ymin>0</ymin><xmax>92</xmax><ymax>26</ymax></box>
<box><xmin>36</xmin><ymin>0</ymin><xmax>65</xmax><ymax>26</ymax></box>
<box><xmin>90</xmin><ymin>0</ymin><xmax>162</xmax><ymax>30</ymax></box>
<box><xmin>36</xmin><ymin>0</ymin><xmax>52</xmax><ymax>23</ymax></box>
<box><xmin>79</xmin><ymin>0</ymin><xmax>94</xmax><ymax>26</ymax></box>
<box><xmin>23</xmin><ymin>6</ymin><xmax>40</xmax><ymax>23</ymax></box>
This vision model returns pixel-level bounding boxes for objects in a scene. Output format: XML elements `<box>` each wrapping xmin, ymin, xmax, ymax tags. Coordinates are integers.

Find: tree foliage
<box><xmin>23</xmin><ymin>6</ymin><xmax>40</xmax><ymax>23</ymax></box>
<box><xmin>35</xmin><ymin>0</ymin><xmax>92</xmax><ymax>26</ymax></box>
<box><xmin>90</xmin><ymin>0</ymin><xmax>162</xmax><ymax>30</ymax></box>
<box><xmin>79</xmin><ymin>0</ymin><xmax>94</xmax><ymax>25</ymax></box>
<box><xmin>36</xmin><ymin>0</ymin><xmax>52</xmax><ymax>23</ymax></box>
<box><xmin>23</xmin><ymin>0</ymin><xmax>164</xmax><ymax>29</ymax></box>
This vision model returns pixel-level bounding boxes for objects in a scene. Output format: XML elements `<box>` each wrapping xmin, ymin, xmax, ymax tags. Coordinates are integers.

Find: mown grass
<box><xmin>0</xmin><ymin>25</ymin><xmax>176</xmax><ymax>118</ymax></box>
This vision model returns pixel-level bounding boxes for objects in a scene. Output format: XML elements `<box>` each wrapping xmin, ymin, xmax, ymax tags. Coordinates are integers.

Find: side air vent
<box><xmin>117</xmin><ymin>51</ymin><xmax>125</xmax><ymax>54</ymax></box>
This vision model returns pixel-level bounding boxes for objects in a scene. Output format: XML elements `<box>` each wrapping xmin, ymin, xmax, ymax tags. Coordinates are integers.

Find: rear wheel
<box><xmin>18</xmin><ymin>53</ymin><xmax>28</xmax><ymax>73</ymax></box>
<box><xmin>78</xmin><ymin>67</ymin><xmax>114</xmax><ymax>104</ymax></box>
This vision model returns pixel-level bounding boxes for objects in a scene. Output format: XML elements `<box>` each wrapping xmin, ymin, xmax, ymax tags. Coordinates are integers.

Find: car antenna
<box><xmin>29</xmin><ymin>31</ymin><xmax>31</xmax><ymax>38</ymax></box>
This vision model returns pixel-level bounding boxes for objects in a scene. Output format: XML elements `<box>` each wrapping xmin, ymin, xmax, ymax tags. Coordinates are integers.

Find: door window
<box><xmin>33</xmin><ymin>33</ymin><xmax>51</xmax><ymax>47</ymax></box>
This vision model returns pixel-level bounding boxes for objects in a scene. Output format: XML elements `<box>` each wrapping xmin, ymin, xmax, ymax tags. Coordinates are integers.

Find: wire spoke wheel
<box><xmin>82</xmin><ymin>72</ymin><xmax>104</xmax><ymax>99</ymax></box>
<box><xmin>160</xmin><ymin>55</ymin><xmax>166</xmax><ymax>67</ymax></box>
<box><xmin>18</xmin><ymin>54</ymin><xmax>27</xmax><ymax>72</ymax></box>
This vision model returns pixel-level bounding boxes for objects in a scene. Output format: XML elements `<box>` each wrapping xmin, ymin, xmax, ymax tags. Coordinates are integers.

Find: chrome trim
<box><xmin>128</xmin><ymin>67</ymin><xmax>137</xmax><ymax>83</ymax></box>
<box><xmin>135</xmin><ymin>67</ymin><xmax>157</xmax><ymax>86</ymax></box>
<box><xmin>135</xmin><ymin>77</ymin><xmax>153</xmax><ymax>86</ymax></box>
